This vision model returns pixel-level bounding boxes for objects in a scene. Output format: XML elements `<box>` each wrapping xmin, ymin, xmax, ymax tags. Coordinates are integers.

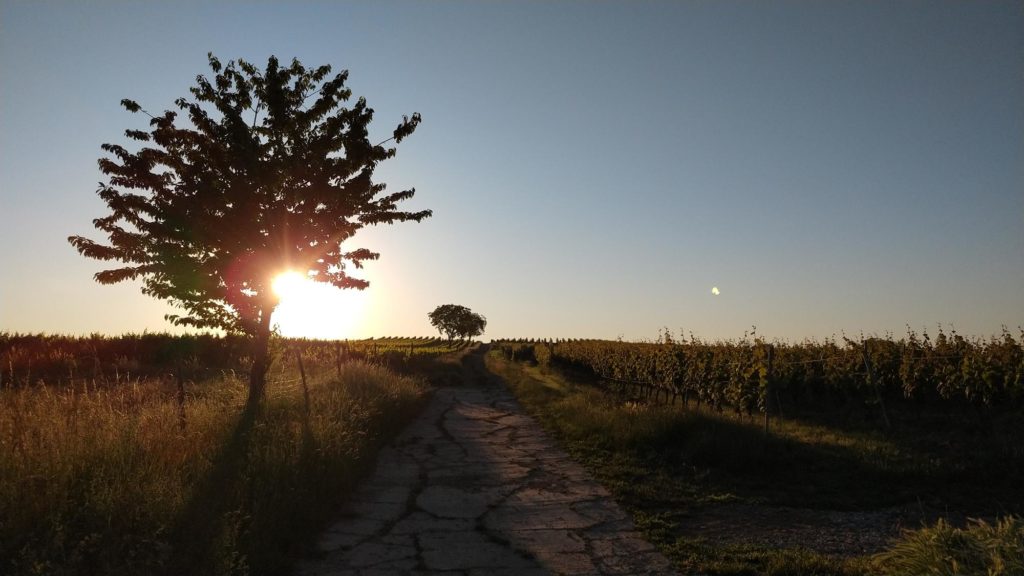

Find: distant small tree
<box><xmin>68</xmin><ymin>54</ymin><xmax>430</xmax><ymax>409</ymax></box>
<box><xmin>456</xmin><ymin>309</ymin><xmax>487</xmax><ymax>341</ymax></box>
<box><xmin>428</xmin><ymin>304</ymin><xmax>487</xmax><ymax>342</ymax></box>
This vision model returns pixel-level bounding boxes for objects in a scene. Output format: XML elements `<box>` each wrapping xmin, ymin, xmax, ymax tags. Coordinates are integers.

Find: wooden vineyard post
<box><xmin>862</xmin><ymin>341</ymin><xmax>891</xmax><ymax>430</ymax></box>
<box><xmin>296</xmin><ymin>347</ymin><xmax>310</xmax><ymax>416</ymax></box>
<box><xmin>335</xmin><ymin>341</ymin><xmax>342</xmax><ymax>378</ymax></box>
<box><xmin>176</xmin><ymin>365</ymin><xmax>187</xmax><ymax>433</ymax></box>
<box><xmin>650</xmin><ymin>365</ymin><xmax>657</xmax><ymax>401</ymax></box>
<box><xmin>764</xmin><ymin>344</ymin><xmax>773</xmax><ymax>437</ymax></box>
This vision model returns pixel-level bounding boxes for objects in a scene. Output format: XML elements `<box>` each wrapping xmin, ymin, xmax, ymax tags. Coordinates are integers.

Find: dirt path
<box><xmin>297</xmin><ymin>348</ymin><xmax>677</xmax><ymax>576</ymax></box>
<box><xmin>674</xmin><ymin>502</ymin><xmax>913</xmax><ymax>556</ymax></box>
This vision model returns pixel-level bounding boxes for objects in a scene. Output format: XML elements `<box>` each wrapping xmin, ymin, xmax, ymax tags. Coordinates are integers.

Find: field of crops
<box><xmin>0</xmin><ymin>332</ymin><xmax>468</xmax><ymax>390</ymax></box>
<box><xmin>5</xmin><ymin>329</ymin><xmax>1021</xmax><ymax>575</ymax></box>
<box><xmin>490</xmin><ymin>331</ymin><xmax>1024</xmax><ymax>575</ymax></box>
<box><xmin>495</xmin><ymin>328</ymin><xmax>1024</xmax><ymax>428</ymax></box>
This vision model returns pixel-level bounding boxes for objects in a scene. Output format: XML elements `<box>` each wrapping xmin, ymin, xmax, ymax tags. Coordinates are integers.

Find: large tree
<box><xmin>428</xmin><ymin>304</ymin><xmax>487</xmax><ymax>342</ymax></box>
<box><xmin>69</xmin><ymin>54</ymin><xmax>430</xmax><ymax>407</ymax></box>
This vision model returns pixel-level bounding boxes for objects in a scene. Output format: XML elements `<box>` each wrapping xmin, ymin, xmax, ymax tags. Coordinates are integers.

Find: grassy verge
<box><xmin>0</xmin><ymin>361</ymin><xmax>426</xmax><ymax>576</ymax></box>
<box><xmin>873</xmin><ymin>516</ymin><xmax>1024</xmax><ymax>575</ymax></box>
<box><xmin>485</xmin><ymin>352</ymin><xmax>1022</xmax><ymax>575</ymax></box>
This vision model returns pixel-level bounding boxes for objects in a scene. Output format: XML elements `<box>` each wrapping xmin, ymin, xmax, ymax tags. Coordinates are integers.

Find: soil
<box><xmin>674</xmin><ymin>501</ymin><xmax>956</xmax><ymax>557</ymax></box>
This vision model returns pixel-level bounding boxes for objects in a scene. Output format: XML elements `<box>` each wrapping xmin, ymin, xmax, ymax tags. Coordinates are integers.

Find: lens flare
<box><xmin>272</xmin><ymin>271</ymin><xmax>306</xmax><ymax>298</ymax></box>
<box><xmin>270</xmin><ymin>271</ymin><xmax>367</xmax><ymax>338</ymax></box>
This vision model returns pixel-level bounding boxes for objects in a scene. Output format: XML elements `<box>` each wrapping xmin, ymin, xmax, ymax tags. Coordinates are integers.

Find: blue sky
<box><xmin>1</xmin><ymin>1</ymin><xmax>1021</xmax><ymax>341</ymax></box>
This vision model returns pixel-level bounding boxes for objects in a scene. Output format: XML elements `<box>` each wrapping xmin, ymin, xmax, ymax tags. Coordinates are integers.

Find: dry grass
<box><xmin>872</xmin><ymin>516</ymin><xmax>1024</xmax><ymax>576</ymax></box>
<box><xmin>0</xmin><ymin>362</ymin><xmax>425</xmax><ymax>576</ymax></box>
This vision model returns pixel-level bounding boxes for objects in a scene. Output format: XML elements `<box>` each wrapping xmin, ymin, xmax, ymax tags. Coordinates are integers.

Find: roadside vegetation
<box><xmin>0</xmin><ymin>334</ymin><xmax>442</xmax><ymax>576</ymax></box>
<box><xmin>486</xmin><ymin>348</ymin><xmax>1023</xmax><ymax>575</ymax></box>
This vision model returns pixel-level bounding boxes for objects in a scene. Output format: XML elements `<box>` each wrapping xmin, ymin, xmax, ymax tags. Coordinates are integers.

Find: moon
<box><xmin>711</xmin><ymin>286</ymin><xmax>720</xmax><ymax>296</ymax></box>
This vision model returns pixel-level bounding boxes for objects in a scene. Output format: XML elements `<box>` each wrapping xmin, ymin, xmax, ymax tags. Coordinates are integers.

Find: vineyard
<box><xmin>0</xmin><ymin>333</ymin><xmax>470</xmax><ymax>390</ymax></box>
<box><xmin>489</xmin><ymin>331</ymin><xmax>1024</xmax><ymax>575</ymax></box>
<box><xmin>495</xmin><ymin>328</ymin><xmax>1024</xmax><ymax>428</ymax></box>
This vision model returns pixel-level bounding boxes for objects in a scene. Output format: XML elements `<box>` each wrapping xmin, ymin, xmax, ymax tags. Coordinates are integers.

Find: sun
<box><xmin>270</xmin><ymin>271</ymin><xmax>367</xmax><ymax>339</ymax></box>
<box><xmin>272</xmin><ymin>271</ymin><xmax>308</xmax><ymax>299</ymax></box>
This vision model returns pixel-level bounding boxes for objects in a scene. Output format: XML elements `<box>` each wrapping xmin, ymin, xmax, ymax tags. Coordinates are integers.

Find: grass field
<box><xmin>0</xmin><ymin>359</ymin><xmax>426</xmax><ymax>576</ymax></box>
<box><xmin>486</xmin><ymin>351</ymin><xmax>1024</xmax><ymax>575</ymax></box>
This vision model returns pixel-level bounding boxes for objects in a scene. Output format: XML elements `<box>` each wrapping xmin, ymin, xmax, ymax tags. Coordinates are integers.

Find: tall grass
<box><xmin>0</xmin><ymin>362</ymin><xmax>425</xmax><ymax>575</ymax></box>
<box><xmin>872</xmin><ymin>517</ymin><xmax>1024</xmax><ymax>576</ymax></box>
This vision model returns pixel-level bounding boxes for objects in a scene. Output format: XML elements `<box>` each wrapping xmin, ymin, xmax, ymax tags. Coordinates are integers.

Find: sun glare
<box><xmin>272</xmin><ymin>271</ymin><xmax>307</xmax><ymax>299</ymax></box>
<box><xmin>270</xmin><ymin>271</ymin><xmax>367</xmax><ymax>339</ymax></box>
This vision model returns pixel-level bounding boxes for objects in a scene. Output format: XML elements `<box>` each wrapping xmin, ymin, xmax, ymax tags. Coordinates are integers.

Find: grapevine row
<box><xmin>495</xmin><ymin>328</ymin><xmax>1024</xmax><ymax>419</ymax></box>
<box><xmin>0</xmin><ymin>333</ymin><xmax>465</xmax><ymax>388</ymax></box>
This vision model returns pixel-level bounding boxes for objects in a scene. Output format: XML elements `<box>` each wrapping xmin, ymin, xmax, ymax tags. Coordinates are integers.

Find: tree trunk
<box><xmin>247</xmin><ymin>307</ymin><xmax>274</xmax><ymax>410</ymax></box>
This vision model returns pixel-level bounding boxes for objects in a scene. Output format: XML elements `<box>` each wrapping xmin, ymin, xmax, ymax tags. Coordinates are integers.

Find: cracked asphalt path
<box><xmin>297</xmin><ymin>348</ymin><xmax>677</xmax><ymax>576</ymax></box>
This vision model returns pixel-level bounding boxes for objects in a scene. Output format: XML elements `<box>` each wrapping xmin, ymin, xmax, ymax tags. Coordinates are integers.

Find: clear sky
<box><xmin>1</xmin><ymin>1</ymin><xmax>1022</xmax><ymax>342</ymax></box>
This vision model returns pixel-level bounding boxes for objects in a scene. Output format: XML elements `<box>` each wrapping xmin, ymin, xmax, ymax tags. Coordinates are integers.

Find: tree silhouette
<box><xmin>428</xmin><ymin>304</ymin><xmax>487</xmax><ymax>342</ymax></box>
<box><xmin>69</xmin><ymin>54</ymin><xmax>430</xmax><ymax>407</ymax></box>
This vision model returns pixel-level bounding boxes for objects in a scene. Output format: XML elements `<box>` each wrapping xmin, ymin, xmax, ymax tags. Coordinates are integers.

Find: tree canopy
<box><xmin>428</xmin><ymin>304</ymin><xmax>487</xmax><ymax>342</ymax></box>
<box><xmin>69</xmin><ymin>54</ymin><xmax>430</xmax><ymax>401</ymax></box>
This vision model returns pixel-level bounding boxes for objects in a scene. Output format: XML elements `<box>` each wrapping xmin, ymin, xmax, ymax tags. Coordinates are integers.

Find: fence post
<box><xmin>176</xmin><ymin>365</ymin><xmax>187</xmax><ymax>433</ymax></box>
<box><xmin>295</xmin><ymin>347</ymin><xmax>310</xmax><ymax>416</ymax></box>
<box><xmin>335</xmin><ymin>342</ymin><xmax>342</xmax><ymax>378</ymax></box>
<box><xmin>650</xmin><ymin>363</ymin><xmax>659</xmax><ymax>401</ymax></box>
<box><xmin>763</xmin><ymin>344</ymin><xmax>773</xmax><ymax>436</ymax></box>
